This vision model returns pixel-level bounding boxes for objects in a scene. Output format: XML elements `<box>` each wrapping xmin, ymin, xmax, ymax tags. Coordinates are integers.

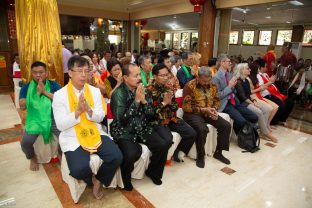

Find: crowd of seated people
<box><xmin>19</xmin><ymin>46</ymin><xmax>311</xmax><ymax>200</ymax></box>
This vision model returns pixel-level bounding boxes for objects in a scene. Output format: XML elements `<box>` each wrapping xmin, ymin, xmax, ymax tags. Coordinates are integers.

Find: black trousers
<box><xmin>64</xmin><ymin>135</ymin><xmax>123</xmax><ymax>186</ymax></box>
<box><xmin>117</xmin><ymin>126</ymin><xmax>172</xmax><ymax>188</ymax></box>
<box><xmin>264</xmin><ymin>94</ymin><xmax>294</xmax><ymax>124</ymax></box>
<box><xmin>183</xmin><ymin>113</ymin><xmax>231</xmax><ymax>159</ymax></box>
<box><xmin>167</xmin><ymin>118</ymin><xmax>196</xmax><ymax>155</ymax></box>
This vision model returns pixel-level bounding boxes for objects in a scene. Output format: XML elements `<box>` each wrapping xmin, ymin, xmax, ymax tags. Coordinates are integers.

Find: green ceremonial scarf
<box><xmin>25</xmin><ymin>80</ymin><xmax>52</xmax><ymax>144</ymax></box>
<box><xmin>181</xmin><ymin>64</ymin><xmax>192</xmax><ymax>79</ymax></box>
<box><xmin>140</xmin><ymin>67</ymin><xmax>153</xmax><ymax>87</ymax></box>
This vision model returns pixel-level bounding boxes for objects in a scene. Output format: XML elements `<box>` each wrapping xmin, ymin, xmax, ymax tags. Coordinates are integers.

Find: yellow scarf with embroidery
<box><xmin>67</xmin><ymin>80</ymin><xmax>102</xmax><ymax>153</ymax></box>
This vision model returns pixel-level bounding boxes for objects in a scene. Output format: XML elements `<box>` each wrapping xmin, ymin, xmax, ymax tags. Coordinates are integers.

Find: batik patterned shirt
<box><xmin>147</xmin><ymin>81</ymin><xmax>178</xmax><ymax>126</ymax></box>
<box><xmin>182</xmin><ymin>79</ymin><xmax>220</xmax><ymax>113</ymax></box>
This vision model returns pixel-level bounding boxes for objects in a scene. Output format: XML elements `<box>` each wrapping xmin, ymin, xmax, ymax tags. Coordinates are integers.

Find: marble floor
<box><xmin>0</xmin><ymin>92</ymin><xmax>312</xmax><ymax>208</ymax></box>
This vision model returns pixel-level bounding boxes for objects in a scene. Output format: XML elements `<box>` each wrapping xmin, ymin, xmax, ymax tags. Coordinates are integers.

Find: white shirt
<box><xmin>171</xmin><ymin>65</ymin><xmax>179</xmax><ymax>76</ymax></box>
<box><xmin>100</xmin><ymin>58</ymin><xmax>107</xmax><ymax>70</ymax></box>
<box><xmin>52</xmin><ymin>84</ymin><xmax>110</xmax><ymax>152</ymax></box>
<box><xmin>13</xmin><ymin>62</ymin><xmax>20</xmax><ymax>74</ymax></box>
<box><xmin>257</xmin><ymin>72</ymin><xmax>270</xmax><ymax>97</ymax></box>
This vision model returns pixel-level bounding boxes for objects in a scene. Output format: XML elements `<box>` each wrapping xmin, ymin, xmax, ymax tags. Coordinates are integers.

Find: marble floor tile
<box><xmin>0</xmin><ymin>95</ymin><xmax>21</xmax><ymax>130</ymax></box>
<box><xmin>133</xmin><ymin>126</ymin><xmax>312</xmax><ymax>208</ymax></box>
<box><xmin>0</xmin><ymin>142</ymin><xmax>62</xmax><ymax>208</ymax></box>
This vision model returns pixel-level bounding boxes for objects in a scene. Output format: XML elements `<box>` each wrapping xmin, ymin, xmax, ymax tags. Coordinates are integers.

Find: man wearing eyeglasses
<box><xmin>183</xmin><ymin>66</ymin><xmax>232</xmax><ymax>168</ymax></box>
<box><xmin>52</xmin><ymin>56</ymin><xmax>123</xmax><ymax>200</ymax></box>
<box><xmin>20</xmin><ymin>61</ymin><xmax>61</xmax><ymax>172</ymax></box>
<box><xmin>212</xmin><ymin>54</ymin><xmax>258</xmax><ymax>135</ymax></box>
<box><xmin>110</xmin><ymin>63</ymin><xmax>172</xmax><ymax>191</ymax></box>
<box><xmin>147</xmin><ymin>63</ymin><xmax>196</xmax><ymax>163</ymax></box>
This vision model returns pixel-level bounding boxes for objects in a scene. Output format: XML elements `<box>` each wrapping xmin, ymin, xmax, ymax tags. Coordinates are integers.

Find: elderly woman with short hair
<box><xmin>235</xmin><ymin>63</ymin><xmax>277</xmax><ymax>143</ymax></box>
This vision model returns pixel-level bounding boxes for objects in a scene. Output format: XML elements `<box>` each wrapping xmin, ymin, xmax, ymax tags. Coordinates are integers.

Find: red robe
<box><xmin>263</xmin><ymin>50</ymin><xmax>276</xmax><ymax>77</ymax></box>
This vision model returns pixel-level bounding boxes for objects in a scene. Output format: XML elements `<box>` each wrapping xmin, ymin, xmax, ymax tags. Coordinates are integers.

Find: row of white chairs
<box><xmin>29</xmin><ymin>89</ymin><xmax>233</xmax><ymax>203</ymax></box>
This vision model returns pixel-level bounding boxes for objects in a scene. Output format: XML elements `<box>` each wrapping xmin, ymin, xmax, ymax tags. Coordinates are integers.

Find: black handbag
<box><xmin>237</xmin><ymin>122</ymin><xmax>260</xmax><ymax>153</ymax></box>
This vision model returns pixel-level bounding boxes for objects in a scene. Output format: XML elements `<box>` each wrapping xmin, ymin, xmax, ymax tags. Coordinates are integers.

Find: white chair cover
<box><xmin>34</xmin><ymin>134</ymin><xmax>58</xmax><ymax>164</ymax></box>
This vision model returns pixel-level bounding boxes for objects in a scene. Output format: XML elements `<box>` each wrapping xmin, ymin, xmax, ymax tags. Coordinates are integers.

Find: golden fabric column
<box><xmin>15</xmin><ymin>0</ymin><xmax>63</xmax><ymax>85</ymax></box>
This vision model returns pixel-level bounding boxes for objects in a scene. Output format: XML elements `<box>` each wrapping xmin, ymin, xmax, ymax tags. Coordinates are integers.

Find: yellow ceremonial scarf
<box><xmin>67</xmin><ymin>80</ymin><xmax>102</xmax><ymax>153</ymax></box>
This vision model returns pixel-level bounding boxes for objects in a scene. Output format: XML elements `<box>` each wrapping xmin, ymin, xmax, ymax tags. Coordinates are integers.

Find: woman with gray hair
<box><xmin>235</xmin><ymin>63</ymin><xmax>278</xmax><ymax>143</ymax></box>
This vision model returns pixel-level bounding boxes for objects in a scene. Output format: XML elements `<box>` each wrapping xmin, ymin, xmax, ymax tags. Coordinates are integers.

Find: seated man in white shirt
<box><xmin>52</xmin><ymin>56</ymin><xmax>123</xmax><ymax>200</ymax></box>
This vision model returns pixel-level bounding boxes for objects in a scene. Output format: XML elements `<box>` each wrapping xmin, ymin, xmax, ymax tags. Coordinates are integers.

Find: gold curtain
<box><xmin>15</xmin><ymin>0</ymin><xmax>64</xmax><ymax>86</ymax></box>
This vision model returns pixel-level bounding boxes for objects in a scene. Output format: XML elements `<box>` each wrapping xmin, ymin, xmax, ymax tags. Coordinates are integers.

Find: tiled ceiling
<box><xmin>142</xmin><ymin>13</ymin><xmax>200</xmax><ymax>31</ymax></box>
<box><xmin>231</xmin><ymin>0</ymin><xmax>312</xmax><ymax>26</ymax></box>
<box><xmin>57</xmin><ymin>0</ymin><xmax>175</xmax><ymax>12</ymax></box>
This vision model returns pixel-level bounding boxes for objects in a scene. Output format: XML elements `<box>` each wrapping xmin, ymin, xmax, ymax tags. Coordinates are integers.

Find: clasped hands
<box><xmin>76</xmin><ymin>93</ymin><xmax>91</xmax><ymax>117</ymax></box>
<box><xmin>201</xmin><ymin>107</ymin><xmax>218</xmax><ymax>120</ymax></box>
<box><xmin>37</xmin><ymin>78</ymin><xmax>46</xmax><ymax>95</ymax></box>
<box><xmin>135</xmin><ymin>84</ymin><xmax>148</xmax><ymax>104</ymax></box>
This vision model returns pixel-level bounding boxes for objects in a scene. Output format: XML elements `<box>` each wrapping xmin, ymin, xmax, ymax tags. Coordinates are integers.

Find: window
<box><xmin>165</xmin><ymin>33</ymin><xmax>171</xmax><ymax>48</ymax></box>
<box><xmin>276</xmin><ymin>30</ymin><xmax>292</xmax><ymax>46</ymax></box>
<box><xmin>173</xmin><ymin>33</ymin><xmax>179</xmax><ymax>49</ymax></box>
<box><xmin>191</xmin><ymin>32</ymin><xmax>198</xmax><ymax>50</ymax></box>
<box><xmin>258</xmin><ymin>30</ymin><xmax>272</xmax><ymax>45</ymax></box>
<box><xmin>303</xmin><ymin>30</ymin><xmax>312</xmax><ymax>46</ymax></box>
<box><xmin>242</xmin><ymin>31</ymin><xmax>254</xmax><ymax>45</ymax></box>
<box><xmin>229</xmin><ymin>31</ymin><xmax>239</xmax><ymax>44</ymax></box>
<box><xmin>180</xmin><ymin>32</ymin><xmax>190</xmax><ymax>50</ymax></box>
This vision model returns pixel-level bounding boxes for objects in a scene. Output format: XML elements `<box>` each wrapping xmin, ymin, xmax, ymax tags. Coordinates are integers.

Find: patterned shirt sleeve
<box><xmin>211</xmin><ymin>85</ymin><xmax>221</xmax><ymax>110</ymax></box>
<box><xmin>182</xmin><ymin>84</ymin><xmax>200</xmax><ymax>113</ymax></box>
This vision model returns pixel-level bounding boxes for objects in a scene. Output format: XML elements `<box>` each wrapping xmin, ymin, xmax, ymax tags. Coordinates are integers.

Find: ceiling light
<box><xmin>289</xmin><ymin>1</ymin><xmax>304</xmax><ymax>6</ymax></box>
<box><xmin>173</xmin><ymin>16</ymin><xmax>177</xmax><ymax>19</ymax></box>
<box><xmin>286</xmin><ymin>21</ymin><xmax>292</xmax><ymax>23</ymax></box>
<box><xmin>248</xmin><ymin>23</ymin><xmax>258</xmax><ymax>26</ymax></box>
<box><xmin>265</xmin><ymin>16</ymin><xmax>271</xmax><ymax>19</ymax></box>
<box><xmin>232</xmin><ymin>19</ymin><xmax>241</xmax><ymax>22</ymax></box>
<box><xmin>266</xmin><ymin>7</ymin><xmax>271</xmax><ymax>10</ymax></box>
<box><xmin>233</xmin><ymin>7</ymin><xmax>250</xmax><ymax>13</ymax></box>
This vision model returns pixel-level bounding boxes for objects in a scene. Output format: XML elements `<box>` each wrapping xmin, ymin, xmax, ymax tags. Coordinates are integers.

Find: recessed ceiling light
<box><xmin>265</xmin><ymin>16</ymin><xmax>271</xmax><ymax>19</ymax></box>
<box><xmin>232</xmin><ymin>7</ymin><xmax>250</xmax><ymax>13</ymax></box>
<box><xmin>173</xmin><ymin>16</ymin><xmax>177</xmax><ymax>19</ymax></box>
<box><xmin>266</xmin><ymin>7</ymin><xmax>271</xmax><ymax>10</ymax></box>
<box><xmin>289</xmin><ymin>1</ymin><xmax>304</xmax><ymax>6</ymax></box>
<box><xmin>286</xmin><ymin>21</ymin><xmax>292</xmax><ymax>23</ymax></box>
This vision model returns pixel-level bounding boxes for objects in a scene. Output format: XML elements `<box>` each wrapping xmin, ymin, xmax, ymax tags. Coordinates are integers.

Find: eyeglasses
<box><xmin>71</xmin><ymin>69</ymin><xmax>91</xmax><ymax>74</ymax></box>
<box><xmin>223</xmin><ymin>60</ymin><xmax>231</xmax><ymax>63</ymax></box>
<box><xmin>158</xmin><ymin>73</ymin><xmax>169</xmax><ymax>78</ymax></box>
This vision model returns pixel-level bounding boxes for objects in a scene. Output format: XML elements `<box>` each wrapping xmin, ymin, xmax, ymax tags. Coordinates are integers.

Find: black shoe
<box><xmin>173</xmin><ymin>150</ymin><xmax>183</xmax><ymax>163</ymax></box>
<box><xmin>145</xmin><ymin>170</ymin><xmax>162</xmax><ymax>185</ymax></box>
<box><xmin>213</xmin><ymin>152</ymin><xmax>231</xmax><ymax>165</ymax></box>
<box><xmin>196</xmin><ymin>158</ymin><xmax>205</xmax><ymax>168</ymax></box>
<box><xmin>123</xmin><ymin>183</ymin><xmax>133</xmax><ymax>191</ymax></box>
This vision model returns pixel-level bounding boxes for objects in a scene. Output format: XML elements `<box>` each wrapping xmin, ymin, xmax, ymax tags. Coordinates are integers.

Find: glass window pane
<box><xmin>242</xmin><ymin>31</ymin><xmax>254</xmax><ymax>45</ymax></box>
<box><xmin>303</xmin><ymin>30</ymin><xmax>312</xmax><ymax>46</ymax></box>
<box><xmin>173</xmin><ymin>33</ymin><xmax>179</xmax><ymax>49</ymax></box>
<box><xmin>276</xmin><ymin>30</ymin><xmax>292</xmax><ymax>46</ymax></box>
<box><xmin>229</xmin><ymin>31</ymin><xmax>239</xmax><ymax>44</ymax></box>
<box><xmin>191</xmin><ymin>32</ymin><xmax>198</xmax><ymax>50</ymax></box>
<box><xmin>180</xmin><ymin>32</ymin><xmax>189</xmax><ymax>50</ymax></box>
<box><xmin>259</xmin><ymin>30</ymin><xmax>272</xmax><ymax>45</ymax></box>
<box><xmin>165</xmin><ymin>33</ymin><xmax>171</xmax><ymax>48</ymax></box>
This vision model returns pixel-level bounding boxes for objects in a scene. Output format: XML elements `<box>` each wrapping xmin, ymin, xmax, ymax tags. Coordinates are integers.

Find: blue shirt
<box><xmin>19</xmin><ymin>80</ymin><xmax>61</xmax><ymax>99</ymax></box>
